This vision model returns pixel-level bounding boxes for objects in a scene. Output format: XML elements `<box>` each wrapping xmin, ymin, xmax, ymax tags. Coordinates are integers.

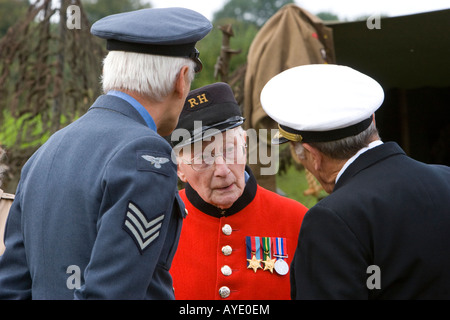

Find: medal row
<box><xmin>245</xmin><ymin>236</ymin><xmax>289</xmax><ymax>276</ymax></box>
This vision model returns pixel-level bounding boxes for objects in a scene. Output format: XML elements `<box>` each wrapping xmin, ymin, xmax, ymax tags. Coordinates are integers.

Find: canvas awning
<box><xmin>329</xmin><ymin>9</ymin><xmax>450</xmax><ymax>89</ymax></box>
<box><xmin>329</xmin><ymin>9</ymin><xmax>450</xmax><ymax>165</ymax></box>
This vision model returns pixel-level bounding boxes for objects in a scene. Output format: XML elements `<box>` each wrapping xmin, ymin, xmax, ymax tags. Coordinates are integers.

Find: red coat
<box><xmin>171</xmin><ymin>170</ymin><xmax>307</xmax><ymax>300</ymax></box>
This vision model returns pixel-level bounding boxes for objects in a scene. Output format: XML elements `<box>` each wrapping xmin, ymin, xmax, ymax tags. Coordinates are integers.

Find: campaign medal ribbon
<box><xmin>262</xmin><ymin>237</ymin><xmax>276</xmax><ymax>273</ymax></box>
<box><xmin>273</xmin><ymin>237</ymin><xmax>289</xmax><ymax>276</ymax></box>
<box><xmin>246</xmin><ymin>236</ymin><xmax>262</xmax><ymax>273</ymax></box>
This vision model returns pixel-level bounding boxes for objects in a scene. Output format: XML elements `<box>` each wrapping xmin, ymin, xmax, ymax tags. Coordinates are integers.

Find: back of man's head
<box><xmin>102</xmin><ymin>52</ymin><xmax>196</xmax><ymax>102</ymax></box>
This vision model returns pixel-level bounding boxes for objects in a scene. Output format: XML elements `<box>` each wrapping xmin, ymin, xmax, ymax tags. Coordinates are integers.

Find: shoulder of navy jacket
<box><xmin>333</xmin><ymin>142</ymin><xmax>405</xmax><ymax>191</ymax></box>
<box><xmin>185</xmin><ymin>166</ymin><xmax>257</xmax><ymax>218</ymax></box>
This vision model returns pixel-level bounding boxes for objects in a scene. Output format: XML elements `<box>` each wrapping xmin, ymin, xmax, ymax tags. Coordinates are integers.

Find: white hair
<box><xmin>292</xmin><ymin>141</ymin><xmax>306</xmax><ymax>160</ymax></box>
<box><xmin>102</xmin><ymin>51</ymin><xmax>196</xmax><ymax>102</ymax></box>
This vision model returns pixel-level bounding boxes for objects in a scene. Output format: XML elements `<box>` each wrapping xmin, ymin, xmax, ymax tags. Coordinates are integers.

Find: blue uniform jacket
<box><xmin>0</xmin><ymin>94</ymin><xmax>186</xmax><ymax>299</ymax></box>
<box><xmin>291</xmin><ymin>142</ymin><xmax>450</xmax><ymax>299</ymax></box>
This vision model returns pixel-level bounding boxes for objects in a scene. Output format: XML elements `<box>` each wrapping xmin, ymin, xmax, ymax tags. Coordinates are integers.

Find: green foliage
<box><xmin>0</xmin><ymin>0</ymin><xmax>29</xmax><ymax>37</ymax></box>
<box><xmin>213</xmin><ymin>0</ymin><xmax>294</xmax><ymax>27</ymax></box>
<box><xmin>192</xmin><ymin>19</ymin><xmax>258</xmax><ymax>89</ymax></box>
<box><xmin>0</xmin><ymin>110</ymin><xmax>50</xmax><ymax>148</ymax></box>
<box><xmin>81</xmin><ymin>0</ymin><xmax>151</xmax><ymax>22</ymax></box>
<box><xmin>316</xmin><ymin>11</ymin><xmax>340</xmax><ymax>21</ymax></box>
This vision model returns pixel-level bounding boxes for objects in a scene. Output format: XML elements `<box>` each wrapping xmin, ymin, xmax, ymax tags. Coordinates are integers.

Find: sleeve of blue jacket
<box><xmin>290</xmin><ymin>205</ymin><xmax>369</xmax><ymax>300</ymax></box>
<box><xmin>0</xmin><ymin>185</ymin><xmax>33</xmax><ymax>299</ymax></box>
<box><xmin>74</xmin><ymin>135</ymin><xmax>184</xmax><ymax>299</ymax></box>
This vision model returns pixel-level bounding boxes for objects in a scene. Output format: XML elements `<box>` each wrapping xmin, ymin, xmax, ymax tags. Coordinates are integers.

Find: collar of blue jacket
<box><xmin>107</xmin><ymin>90</ymin><xmax>157</xmax><ymax>132</ymax></box>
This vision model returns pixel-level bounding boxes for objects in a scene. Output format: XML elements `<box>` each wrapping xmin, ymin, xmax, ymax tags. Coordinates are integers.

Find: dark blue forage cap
<box><xmin>91</xmin><ymin>7</ymin><xmax>212</xmax><ymax>72</ymax></box>
<box><xmin>170</xmin><ymin>82</ymin><xmax>245</xmax><ymax>148</ymax></box>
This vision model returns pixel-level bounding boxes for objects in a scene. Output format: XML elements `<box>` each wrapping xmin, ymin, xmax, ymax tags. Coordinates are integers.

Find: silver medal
<box><xmin>274</xmin><ymin>259</ymin><xmax>289</xmax><ymax>276</ymax></box>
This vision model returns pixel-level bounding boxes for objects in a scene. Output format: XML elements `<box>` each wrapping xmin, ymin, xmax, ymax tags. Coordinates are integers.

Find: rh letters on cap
<box><xmin>188</xmin><ymin>93</ymin><xmax>208</xmax><ymax>108</ymax></box>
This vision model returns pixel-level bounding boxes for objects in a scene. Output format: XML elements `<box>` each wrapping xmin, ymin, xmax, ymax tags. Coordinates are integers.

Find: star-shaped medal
<box><xmin>247</xmin><ymin>255</ymin><xmax>262</xmax><ymax>273</ymax></box>
<box><xmin>262</xmin><ymin>257</ymin><xmax>276</xmax><ymax>273</ymax></box>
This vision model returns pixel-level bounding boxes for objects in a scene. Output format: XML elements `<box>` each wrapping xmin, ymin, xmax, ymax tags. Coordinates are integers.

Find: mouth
<box><xmin>215</xmin><ymin>183</ymin><xmax>234</xmax><ymax>192</ymax></box>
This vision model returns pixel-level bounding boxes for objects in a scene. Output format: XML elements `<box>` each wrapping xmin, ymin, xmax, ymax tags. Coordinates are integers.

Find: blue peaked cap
<box><xmin>91</xmin><ymin>7</ymin><xmax>212</xmax><ymax>72</ymax></box>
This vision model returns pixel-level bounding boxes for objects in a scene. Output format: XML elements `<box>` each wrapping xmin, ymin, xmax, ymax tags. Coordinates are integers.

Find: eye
<box><xmin>202</xmin><ymin>153</ymin><xmax>215</xmax><ymax>165</ymax></box>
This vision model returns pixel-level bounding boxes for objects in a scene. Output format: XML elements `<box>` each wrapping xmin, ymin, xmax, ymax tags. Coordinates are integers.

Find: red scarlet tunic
<box><xmin>171</xmin><ymin>169</ymin><xmax>307</xmax><ymax>300</ymax></box>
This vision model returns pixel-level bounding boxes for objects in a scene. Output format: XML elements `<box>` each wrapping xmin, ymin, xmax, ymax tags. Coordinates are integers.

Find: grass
<box><xmin>276</xmin><ymin>165</ymin><xmax>328</xmax><ymax>209</ymax></box>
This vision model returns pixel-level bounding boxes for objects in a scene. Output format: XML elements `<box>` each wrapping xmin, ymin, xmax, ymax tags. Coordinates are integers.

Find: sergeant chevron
<box><xmin>123</xmin><ymin>201</ymin><xmax>164</xmax><ymax>253</ymax></box>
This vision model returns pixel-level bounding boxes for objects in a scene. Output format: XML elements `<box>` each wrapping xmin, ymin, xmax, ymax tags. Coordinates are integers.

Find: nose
<box><xmin>213</xmin><ymin>155</ymin><xmax>230</xmax><ymax>176</ymax></box>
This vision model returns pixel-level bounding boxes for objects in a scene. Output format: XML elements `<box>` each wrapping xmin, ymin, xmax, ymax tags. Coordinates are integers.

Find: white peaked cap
<box><xmin>260</xmin><ymin>64</ymin><xmax>385</xmax><ymax>144</ymax></box>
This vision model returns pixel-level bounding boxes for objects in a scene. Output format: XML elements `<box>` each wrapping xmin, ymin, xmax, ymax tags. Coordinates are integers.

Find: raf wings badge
<box><xmin>141</xmin><ymin>155</ymin><xmax>170</xmax><ymax>169</ymax></box>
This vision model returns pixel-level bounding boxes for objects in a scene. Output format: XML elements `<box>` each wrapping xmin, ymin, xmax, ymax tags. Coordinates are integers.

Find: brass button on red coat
<box><xmin>219</xmin><ymin>286</ymin><xmax>230</xmax><ymax>298</ymax></box>
<box><xmin>222</xmin><ymin>224</ymin><xmax>232</xmax><ymax>235</ymax></box>
<box><xmin>221</xmin><ymin>265</ymin><xmax>232</xmax><ymax>276</ymax></box>
<box><xmin>221</xmin><ymin>245</ymin><xmax>232</xmax><ymax>256</ymax></box>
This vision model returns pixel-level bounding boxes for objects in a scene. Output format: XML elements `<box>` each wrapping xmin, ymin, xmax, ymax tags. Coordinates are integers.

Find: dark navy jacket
<box><xmin>0</xmin><ymin>95</ymin><xmax>185</xmax><ymax>299</ymax></box>
<box><xmin>291</xmin><ymin>142</ymin><xmax>450</xmax><ymax>299</ymax></box>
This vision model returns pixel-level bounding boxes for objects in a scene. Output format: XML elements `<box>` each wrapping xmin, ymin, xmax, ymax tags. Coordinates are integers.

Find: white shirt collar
<box><xmin>335</xmin><ymin>140</ymin><xmax>383</xmax><ymax>183</ymax></box>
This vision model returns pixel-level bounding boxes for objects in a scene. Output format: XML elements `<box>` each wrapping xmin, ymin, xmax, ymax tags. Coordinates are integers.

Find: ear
<box><xmin>177</xmin><ymin>164</ymin><xmax>188</xmax><ymax>183</ymax></box>
<box><xmin>174</xmin><ymin>66</ymin><xmax>190</xmax><ymax>100</ymax></box>
<box><xmin>289</xmin><ymin>142</ymin><xmax>302</xmax><ymax>164</ymax></box>
<box><xmin>302</xmin><ymin>143</ymin><xmax>322</xmax><ymax>171</ymax></box>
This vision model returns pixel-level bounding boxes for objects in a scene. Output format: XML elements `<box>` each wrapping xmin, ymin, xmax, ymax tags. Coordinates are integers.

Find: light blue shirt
<box><xmin>107</xmin><ymin>90</ymin><xmax>157</xmax><ymax>132</ymax></box>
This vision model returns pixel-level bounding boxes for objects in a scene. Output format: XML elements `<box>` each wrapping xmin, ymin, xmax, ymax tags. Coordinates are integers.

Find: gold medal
<box><xmin>247</xmin><ymin>255</ymin><xmax>262</xmax><ymax>273</ymax></box>
<box><xmin>262</xmin><ymin>257</ymin><xmax>276</xmax><ymax>273</ymax></box>
<box><xmin>261</xmin><ymin>237</ymin><xmax>276</xmax><ymax>273</ymax></box>
<box><xmin>246</xmin><ymin>236</ymin><xmax>262</xmax><ymax>273</ymax></box>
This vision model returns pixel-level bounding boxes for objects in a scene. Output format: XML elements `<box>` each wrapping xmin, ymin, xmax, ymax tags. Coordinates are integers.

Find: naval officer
<box><xmin>0</xmin><ymin>8</ymin><xmax>212</xmax><ymax>299</ymax></box>
<box><xmin>261</xmin><ymin>64</ymin><xmax>450</xmax><ymax>299</ymax></box>
<box><xmin>168</xmin><ymin>83</ymin><xmax>307</xmax><ymax>299</ymax></box>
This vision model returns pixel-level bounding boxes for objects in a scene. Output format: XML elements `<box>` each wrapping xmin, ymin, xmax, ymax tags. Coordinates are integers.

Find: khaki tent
<box><xmin>244</xmin><ymin>4</ymin><xmax>335</xmax><ymax>192</ymax></box>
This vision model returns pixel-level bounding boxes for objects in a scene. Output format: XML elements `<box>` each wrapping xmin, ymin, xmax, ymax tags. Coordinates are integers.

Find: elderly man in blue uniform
<box><xmin>0</xmin><ymin>8</ymin><xmax>212</xmax><ymax>299</ymax></box>
<box><xmin>261</xmin><ymin>64</ymin><xmax>450</xmax><ymax>299</ymax></box>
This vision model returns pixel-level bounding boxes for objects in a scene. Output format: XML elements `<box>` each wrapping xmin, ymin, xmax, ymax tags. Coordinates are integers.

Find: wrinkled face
<box><xmin>177</xmin><ymin>128</ymin><xmax>247</xmax><ymax>209</ymax></box>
